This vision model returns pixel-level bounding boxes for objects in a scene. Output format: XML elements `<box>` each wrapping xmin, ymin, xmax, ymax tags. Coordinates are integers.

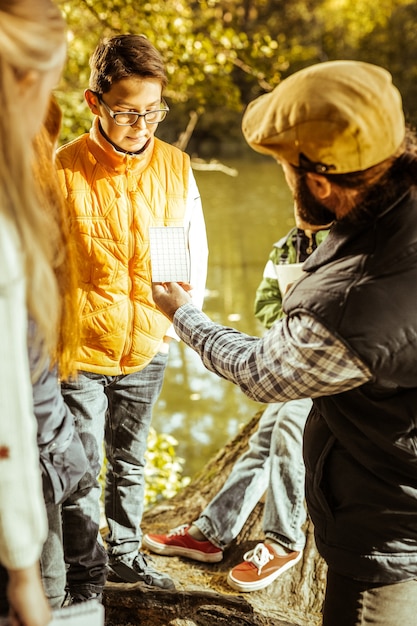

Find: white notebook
<box><xmin>149</xmin><ymin>226</ymin><xmax>190</xmax><ymax>283</ymax></box>
<box><xmin>0</xmin><ymin>600</ymin><xmax>104</xmax><ymax>626</ymax></box>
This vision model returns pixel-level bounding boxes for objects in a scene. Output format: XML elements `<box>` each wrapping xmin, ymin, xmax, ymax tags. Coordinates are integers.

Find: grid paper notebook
<box><xmin>149</xmin><ymin>226</ymin><xmax>190</xmax><ymax>283</ymax></box>
<box><xmin>0</xmin><ymin>600</ymin><xmax>104</xmax><ymax>626</ymax></box>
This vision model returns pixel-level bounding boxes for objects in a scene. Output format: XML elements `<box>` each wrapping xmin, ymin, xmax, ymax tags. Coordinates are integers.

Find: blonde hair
<box><xmin>33</xmin><ymin>97</ymin><xmax>80</xmax><ymax>380</ymax></box>
<box><xmin>0</xmin><ymin>0</ymin><xmax>67</xmax><ymax>369</ymax></box>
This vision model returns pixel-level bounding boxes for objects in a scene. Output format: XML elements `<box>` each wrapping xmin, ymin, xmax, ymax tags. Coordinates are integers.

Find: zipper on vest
<box><xmin>121</xmin><ymin>171</ymin><xmax>135</xmax><ymax>367</ymax></box>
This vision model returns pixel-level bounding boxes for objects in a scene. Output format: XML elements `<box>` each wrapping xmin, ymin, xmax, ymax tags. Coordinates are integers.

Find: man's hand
<box><xmin>152</xmin><ymin>282</ymin><xmax>193</xmax><ymax>321</ymax></box>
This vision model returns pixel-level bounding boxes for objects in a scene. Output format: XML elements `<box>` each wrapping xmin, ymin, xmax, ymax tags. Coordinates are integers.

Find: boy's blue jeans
<box><xmin>61</xmin><ymin>352</ymin><xmax>168</xmax><ymax>596</ymax></box>
<box><xmin>195</xmin><ymin>398</ymin><xmax>311</xmax><ymax>552</ymax></box>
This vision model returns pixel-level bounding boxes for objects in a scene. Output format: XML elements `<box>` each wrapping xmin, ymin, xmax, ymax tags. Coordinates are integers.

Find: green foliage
<box><xmin>55</xmin><ymin>0</ymin><xmax>417</xmax><ymax>153</ymax></box>
<box><xmin>144</xmin><ymin>427</ymin><xmax>190</xmax><ymax>507</ymax></box>
<box><xmin>99</xmin><ymin>428</ymin><xmax>189</xmax><ymax>509</ymax></box>
<box><xmin>54</xmin><ymin>0</ymin><xmax>323</xmax><ymax>145</ymax></box>
<box><xmin>353</xmin><ymin>1</ymin><xmax>417</xmax><ymax>128</ymax></box>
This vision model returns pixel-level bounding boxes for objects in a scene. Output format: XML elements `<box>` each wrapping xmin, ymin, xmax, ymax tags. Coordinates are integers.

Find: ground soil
<box><xmin>103</xmin><ymin>410</ymin><xmax>326</xmax><ymax>626</ymax></box>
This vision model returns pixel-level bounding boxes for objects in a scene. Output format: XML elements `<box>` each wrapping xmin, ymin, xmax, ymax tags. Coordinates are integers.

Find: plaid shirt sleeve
<box><xmin>173</xmin><ymin>303</ymin><xmax>372</xmax><ymax>403</ymax></box>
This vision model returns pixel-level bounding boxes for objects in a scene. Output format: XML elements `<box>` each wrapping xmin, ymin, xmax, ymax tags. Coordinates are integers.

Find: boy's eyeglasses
<box><xmin>97</xmin><ymin>95</ymin><xmax>169</xmax><ymax>126</ymax></box>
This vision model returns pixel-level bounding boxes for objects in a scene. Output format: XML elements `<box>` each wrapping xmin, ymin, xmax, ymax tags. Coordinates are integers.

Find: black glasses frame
<box><xmin>97</xmin><ymin>95</ymin><xmax>169</xmax><ymax>126</ymax></box>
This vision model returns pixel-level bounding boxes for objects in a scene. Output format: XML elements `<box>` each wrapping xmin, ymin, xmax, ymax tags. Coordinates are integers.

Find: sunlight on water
<box><xmin>153</xmin><ymin>154</ymin><xmax>294</xmax><ymax>478</ymax></box>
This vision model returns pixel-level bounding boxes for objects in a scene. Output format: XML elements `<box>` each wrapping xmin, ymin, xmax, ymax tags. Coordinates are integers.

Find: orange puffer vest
<box><xmin>56</xmin><ymin>120</ymin><xmax>189</xmax><ymax>375</ymax></box>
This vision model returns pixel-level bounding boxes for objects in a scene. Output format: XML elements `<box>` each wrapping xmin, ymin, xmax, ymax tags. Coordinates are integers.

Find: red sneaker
<box><xmin>227</xmin><ymin>543</ymin><xmax>301</xmax><ymax>592</ymax></box>
<box><xmin>143</xmin><ymin>525</ymin><xmax>223</xmax><ymax>563</ymax></box>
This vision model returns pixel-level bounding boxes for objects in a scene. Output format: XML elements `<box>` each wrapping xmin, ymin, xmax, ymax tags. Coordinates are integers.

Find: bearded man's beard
<box><xmin>294</xmin><ymin>174</ymin><xmax>335</xmax><ymax>226</ymax></box>
<box><xmin>293</xmin><ymin>165</ymin><xmax>409</xmax><ymax>227</ymax></box>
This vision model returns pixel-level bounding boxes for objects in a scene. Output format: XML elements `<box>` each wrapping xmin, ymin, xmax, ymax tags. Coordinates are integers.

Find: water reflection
<box><xmin>153</xmin><ymin>154</ymin><xmax>294</xmax><ymax>479</ymax></box>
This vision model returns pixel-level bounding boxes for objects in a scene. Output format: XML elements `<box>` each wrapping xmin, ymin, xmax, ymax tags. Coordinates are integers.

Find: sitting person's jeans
<box><xmin>195</xmin><ymin>398</ymin><xmax>311</xmax><ymax>552</ymax></box>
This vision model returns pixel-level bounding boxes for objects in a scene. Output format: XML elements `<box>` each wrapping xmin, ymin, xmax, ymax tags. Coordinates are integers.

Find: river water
<box><xmin>153</xmin><ymin>154</ymin><xmax>294</xmax><ymax>479</ymax></box>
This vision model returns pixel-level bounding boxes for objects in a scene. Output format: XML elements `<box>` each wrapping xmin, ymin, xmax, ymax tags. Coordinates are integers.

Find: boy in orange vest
<box><xmin>56</xmin><ymin>34</ymin><xmax>208</xmax><ymax>602</ymax></box>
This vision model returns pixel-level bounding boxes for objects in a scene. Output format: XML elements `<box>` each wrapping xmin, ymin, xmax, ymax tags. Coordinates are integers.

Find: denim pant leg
<box><xmin>323</xmin><ymin>569</ymin><xmax>417</xmax><ymax>626</ymax></box>
<box><xmin>61</xmin><ymin>372</ymin><xmax>109</xmax><ymax>596</ymax></box>
<box><xmin>105</xmin><ymin>352</ymin><xmax>168</xmax><ymax>559</ymax></box>
<box><xmin>40</xmin><ymin>502</ymin><xmax>66</xmax><ymax>608</ymax></box>
<box><xmin>263</xmin><ymin>398</ymin><xmax>311</xmax><ymax>552</ymax></box>
<box><xmin>195</xmin><ymin>402</ymin><xmax>281</xmax><ymax>549</ymax></box>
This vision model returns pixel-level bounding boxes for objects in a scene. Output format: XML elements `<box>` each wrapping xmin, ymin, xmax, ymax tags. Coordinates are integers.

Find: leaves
<box><xmin>55</xmin><ymin>0</ymin><xmax>417</xmax><ymax>159</ymax></box>
<box><xmin>144</xmin><ymin>427</ymin><xmax>190</xmax><ymax>506</ymax></box>
<box><xmin>98</xmin><ymin>428</ymin><xmax>189</xmax><ymax>509</ymax></box>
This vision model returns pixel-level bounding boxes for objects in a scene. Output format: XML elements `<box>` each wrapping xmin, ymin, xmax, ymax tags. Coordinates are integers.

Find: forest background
<box><xmin>57</xmin><ymin>0</ymin><xmax>417</xmax><ymax>155</ymax></box>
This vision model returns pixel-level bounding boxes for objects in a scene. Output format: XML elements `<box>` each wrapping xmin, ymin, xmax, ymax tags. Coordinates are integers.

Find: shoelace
<box><xmin>136</xmin><ymin>552</ymin><xmax>154</xmax><ymax>569</ymax></box>
<box><xmin>243</xmin><ymin>542</ymin><xmax>274</xmax><ymax>576</ymax></box>
<box><xmin>136</xmin><ymin>552</ymin><xmax>173</xmax><ymax>579</ymax></box>
<box><xmin>168</xmin><ymin>524</ymin><xmax>189</xmax><ymax>537</ymax></box>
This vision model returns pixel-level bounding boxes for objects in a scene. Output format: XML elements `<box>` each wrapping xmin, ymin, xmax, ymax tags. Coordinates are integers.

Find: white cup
<box><xmin>275</xmin><ymin>262</ymin><xmax>305</xmax><ymax>294</ymax></box>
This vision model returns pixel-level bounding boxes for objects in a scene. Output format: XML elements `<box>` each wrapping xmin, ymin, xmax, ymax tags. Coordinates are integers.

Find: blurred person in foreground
<box><xmin>152</xmin><ymin>60</ymin><xmax>417</xmax><ymax>626</ymax></box>
<box><xmin>29</xmin><ymin>97</ymin><xmax>89</xmax><ymax>610</ymax></box>
<box><xmin>1</xmin><ymin>70</ymin><xmax>91</xmax><ymax>617</ymax></box>
<box><xmin>0</xmin><ymin>0</ymin><xmax>67</xmax><ymax>624</ymax></box>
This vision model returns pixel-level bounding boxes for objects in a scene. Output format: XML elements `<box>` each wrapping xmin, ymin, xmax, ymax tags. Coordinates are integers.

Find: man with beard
<box><xmin>151</xmin><ymin>60</ymin><xmax>417</xmax><ymax>626</ymax></box>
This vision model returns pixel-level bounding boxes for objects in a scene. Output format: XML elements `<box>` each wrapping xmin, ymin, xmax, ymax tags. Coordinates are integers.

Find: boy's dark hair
<box><xmin>89</xmin><ymin>34</ymin><xmax>167</xmax><ymax>94</ymax></box>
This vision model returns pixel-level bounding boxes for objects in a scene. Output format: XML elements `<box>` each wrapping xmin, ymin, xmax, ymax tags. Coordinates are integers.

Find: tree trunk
<box><xmin>104</xmin><ymin>411</ymin><xmax>326</xmax><ymax>626</ymax></box>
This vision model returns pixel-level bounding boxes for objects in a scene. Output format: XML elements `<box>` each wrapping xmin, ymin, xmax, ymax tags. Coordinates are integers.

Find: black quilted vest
<box><xmin>284</xmin><ymin>189</ymin><xmax>417</xmax><ymax>583</ymax></box>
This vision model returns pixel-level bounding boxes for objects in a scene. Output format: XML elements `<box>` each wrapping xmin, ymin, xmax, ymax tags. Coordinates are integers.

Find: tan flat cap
<box><xmin>242</xmin><ymin>60</ymin><xmax>405</xmax><ymax>174</ymax></box>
